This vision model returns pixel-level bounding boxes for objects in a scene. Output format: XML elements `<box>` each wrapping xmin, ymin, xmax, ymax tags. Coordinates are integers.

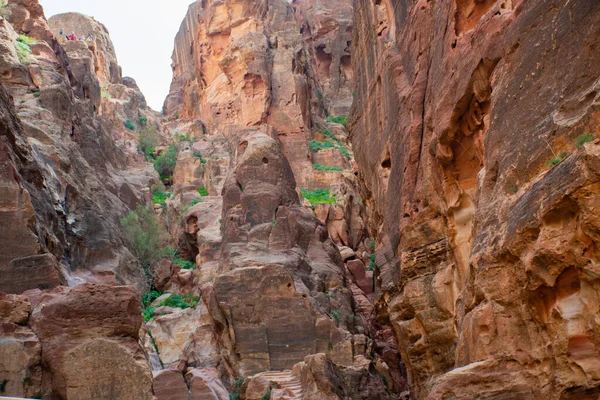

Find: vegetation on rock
<box><xmin>301</xmin><ymin>188</ymin><xmax>337</xmax><ymax>205</ymax></box>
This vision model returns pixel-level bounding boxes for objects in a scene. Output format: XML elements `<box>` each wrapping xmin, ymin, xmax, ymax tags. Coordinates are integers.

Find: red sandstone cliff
<box><xmin>350</xmin><ymin>0</ymin><xmax>600</xmax><ymax>398</ymax></box>
<box><xmin>1</xmin><ymin>0</ymin><xmax>599</xmax><ymax>398</ymax></box>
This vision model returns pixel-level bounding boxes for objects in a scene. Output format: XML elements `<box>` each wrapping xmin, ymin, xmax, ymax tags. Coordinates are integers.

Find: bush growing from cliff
<box><xmin>545</xmin><ymin>151</ymin><xmax>568</xmax><ymax>167</ymax></box>
<box><xmin>183</xmin><ymin>199</ymin><xmax>202</xmax><ymax>213</ymax></box>
<box><xmin>143</xmin><ymin>306</ymin><xmax>156</xmax><ymax>322</ymax></box>
<box><xmin>330</xmin><ymin>309</ymin><xmax>343</xmax><ymax>323</ymax></box>
<box><xmin>301</xmin><ymin>188</ymin><xmax>336</xmax><ymax>205</ymax></box>
<box><xmin>139</xmin><ymin>115</ymin><xmax>148</xmax><ymax>127</ymax></box>
<box><xmin>309</xmin><ymin>139</ymin><xmax>336</xmax><ymax>152</ymax></box>
<box><xmin>121</xmin><ymin>204</ymin><xmax>166</xmax><ymax>268</ymax></box>
<box><xmin>193</xmin><ymin>151</ymin><xmax>208</xmax><ymax>164</ymax></box>
<box><xmin>261</xmin><ymin>390</ymin><xmax>272</xmax><ymax>400</ymax></box>
<box><xmin>229</xmin><ymin>378</ymin><xmax>246</xmax><ymax>400</ymax></box>
<box><xmin>172</xmin><ymin>258</ymin><xmax>196</xmax><ymax>270</ymax></box>
<box><xmin>175</xmin><ymin>132</ymin><xmax>192</xmax><ymax>143</ymax></box>
<box><xmin>154</xmin><ymin>143</ymin><xmax>178</xmax><ymax>179</ymax></box>
<box><xmin>139</xmin><ymin>127</ymin><xmax>159</xmax><ymax>160</ymax></box>
<box><xmin>313</xmin><ymin>163</ymin><xmax>343</xmax><ymax>172</ymax></box>
<box><xmin>326</xmin><ymin>115</ymin><xmax>348</xmax><ymax>127</ymax></box>
<box><xmin>198</xmin><ymin>187</ymin><xmax>209</xmax><ymax>197</ymax></box>
<box><xmin>15</xmin><ymin>41</ymin><xmax>32</xmax><ymax>64</ymax></box>
<box><xmin>124</xmin><ymin>120</ymin><xmax>136</xmax><ymax>130</ymax></box>
<box><xmin>575</xmin><ymin>133</ymin><xmax>595</xmax><ymax>148</ymax></box>
<box><xmin>152</xmin><ymin>191</ymin><xmax>170</xmax><ymax>206</ymax></box>
<box><xmin>369</xmin><ymin>253</ymin><xmax>376</xmax><ymax>271</ymax></box>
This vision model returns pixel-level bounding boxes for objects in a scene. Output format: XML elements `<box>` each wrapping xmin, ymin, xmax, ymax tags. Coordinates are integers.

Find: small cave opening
<box><xmin>262</xmin><ymin>157</ymin><xmax>269</xmax><ymax>164</ymax></box>
<box><xmin>315</xmin><ymin>45</ymin><xmax>333</xmax><ymax>77</ymax></box>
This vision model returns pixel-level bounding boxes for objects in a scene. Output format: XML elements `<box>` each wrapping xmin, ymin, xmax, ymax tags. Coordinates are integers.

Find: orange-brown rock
<box><xmin>185</xmin><ymin>368</ymin><xmax>229</xmax><ymax>400</ymax></box>
<box><xmin>29</xmin><ymin>284</ymin><xmax>153</xmax><ymax>399</ymax></box>
<box><xmin>0</xmin><ymin>322</ymin><xmax>42</xmax><ymax>398</ymax></box>
<box><xmin>351</xmin><ymin>0</ymin><xmax>600</xmax><ymax>398</ymax></box>
<box><xmin>153</xmin><ymin>369</ymin><xmax>189</xmax><ymax>400</ymax></box>
<box><xmin>0</xmin><ymin>293</ymin><xmax>31</xmax><ymax>324</ymax></box>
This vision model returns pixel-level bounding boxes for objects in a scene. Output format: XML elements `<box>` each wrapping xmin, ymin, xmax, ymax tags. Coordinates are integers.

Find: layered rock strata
<box><xmin>350</xmin><ymin>0</ymin><xmax>600</xmax><ymax>398</ymax></box>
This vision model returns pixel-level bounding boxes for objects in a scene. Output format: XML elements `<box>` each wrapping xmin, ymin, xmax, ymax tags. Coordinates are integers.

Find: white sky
<box><xmin>39</xmin><ymin>0</ymin><xmax>193</xmax><ymax>111</ymax></box>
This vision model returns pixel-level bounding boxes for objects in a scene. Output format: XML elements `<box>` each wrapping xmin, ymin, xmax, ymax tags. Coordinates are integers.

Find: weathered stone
<box><xmin>185</xmin><ymin>368</ymin><xmax>229</xmax><ymax>400</ymax></box>
<box><xmin>0</xmin><ymin>293</ymin><xmax>31</xmax><ymax>324</ymax></box>
<box><xmin>29</xmin><ymin>284</ymin><xmax>152</xmax><ymax>399</ymax></box>
<box><xmin>0</xmin><ymin>322</ymin><xmax>42</xmax><ymax>398</ymax></box>
<box><xmin>0</xmin><ymin>254</ymin><xmax>66</xmax><ymax>294</ymax></box>
<box><xmin>153</xmin><ymin>369</ymin><xmax>189</xmax><ymax>400</ymax></box>
<box><xmin>351</xmin><ymin>0</ymin><xmax>600</xmax><ymax>397</ymax></box>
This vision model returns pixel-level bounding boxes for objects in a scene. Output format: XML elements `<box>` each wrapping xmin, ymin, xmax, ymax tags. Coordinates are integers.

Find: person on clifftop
<box><xmin>68</xmin><ymin>31</ymin><xmax>77</xmax><ymax>41</ymax></box>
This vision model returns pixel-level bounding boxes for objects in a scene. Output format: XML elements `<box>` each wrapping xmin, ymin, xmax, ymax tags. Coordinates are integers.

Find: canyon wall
<box><xmin>350</xmin><ymin>0</ymin><xmax>600</xmax><ymax>398</ymax></box>
<box><xmin>149</xmin><ymin>0</ymin><xmax>407</xmax><ymax>398</ymax></box>
<box><xmin>2</xmin><ymin>0</ymin><xmax>599</xmax><ymax>398</ymax></box>
<box><xmin>0</xmin><ymin>1</ymin><xmax>160</xmax><ymax>397</ymax></box>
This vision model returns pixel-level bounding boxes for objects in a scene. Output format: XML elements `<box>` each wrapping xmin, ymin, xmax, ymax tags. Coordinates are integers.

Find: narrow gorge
<box><xmin>0</xmin><ymin>0</ymin><xmax>599</xmax><ymax>399</ymax></box>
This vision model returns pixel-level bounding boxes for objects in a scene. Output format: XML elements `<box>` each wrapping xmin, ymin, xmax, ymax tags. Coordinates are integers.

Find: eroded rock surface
<box><xmin>351</xmin><ymin>0</ymin><xmax>600</xmax><ymax>398</ymax></box>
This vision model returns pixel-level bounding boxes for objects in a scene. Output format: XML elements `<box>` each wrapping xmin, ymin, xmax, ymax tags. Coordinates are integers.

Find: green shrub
<box><xmin>139</xmin><ymin>115</ymin><xmax>148</xmax><ymax>127</ymax></box>
<box><xmin>313</xmin><ymin>163</ymin><xmax>343</xmax><ymax>172</ymax></box>
<box><xmin>15</xmin><ymin>41</ymin><xmax>31</xmax><ymax>64</ymax></box>
<box><xmin>143</xmin><ymin>290</ymin><xmax>163</xmax><ymax>308</ymax></box>
<box><xmin>173</xmin><ymin>258</ymin><xmax>196</xmax><ymax>270</ymax></box>
<box><xmin>154</xmin><ymin>143</ymin><xmax>178</xmax><ymax>179</ymax></box>
<box><xmin>18</xmin><ymin>34</ymin><xmax>36</xmax><ymax>45</ymax></box>
<box><xmin>369</xmin><ymin>253</ymin><xmax>376</xmax><ymax>271</ymax></box>
<box><xmin>230</xmin><ymin>378</ymin><xmax>246</xmax><ymax>400</ymax></box>
<box><xmin>326</xmin><ymin>115</ymin><xmax>347</xmax><ymax>126</ymax></box>
<box><xmin>198</xmin><ymin>187</ymin><xmax>209</xmax><ymax>197</ymax></box>
<box><xmin>331</xmin><ymin>309</ymin><xmax>342</xmax><ymax>323</ymax></box>
<box><xmin>101</xmin><ymin>89</ymin><xmax>111</xmax><ymax>100</ymax></box>
<box><xmin>158</xmin><ymin>293</ymin><xmax>199</xmax><ymax>309</ymax></box>
<box><xmin>143</xmin><ymin>306</ymin><xmax>156</xmax><ymax>322</ymax></box>
<box><xmin>309</xmin><ymin>139</ymin><xmax>336</xmax><ymax>152</ymax></box>
<box><xmin>121</xmin><ymin>204</ymin><xmax>166</xmax><ymax>268</ymax></box>
<box><xmin>175</xmin><ymin>132</ymin><xmax>192</xmax><ymax>143</ymax></box>
<box><xmin>321</xmin><ymin>128</ymin><xmax>337</xmax><ymax>141</ymax></box>
<box><xmin>575</xmin><ymin>133</ymin><xmax>595</xmax><ymax>148</ymax></box>
<box><xmin>261</xmin><ymin>390</ymin><xmax>272</xmax><ymax>400</ymax></box>
<box><xmin>152</xmin><ymin>191</ymin><xmax>170</xmax><ymax>205</ymax></box>
<box><xmin>138</xmin><ymin>128</ymin><xmax>158</xmax><ymax>161</ymax></box>
<box><xmin>193</xmin><ymin>151</ymin><xmax>208</xmax><ymax>164</ymax></box>
<box><xmin>184</xmin><ymin>198</ymin><xmax>203</xmax><ymax>213</ymax></box>
<box><xmin>337</xmin><ymin>145</ymin><xmax>351</xmax><ymax>159</ymax></box>
<box><xmin>301</xmin><ymin>188</ymin><xmax>336</xmax><ymax>205</ymax></box>
<box><xmin>124</xmin><ymin>120</ymin><xmax>136</xmax><ymax>130</ymax></box>
<box><xmin>545</xmin><ymin>151</ymin><xmax>568</xmax><ymax>167</ymax></box>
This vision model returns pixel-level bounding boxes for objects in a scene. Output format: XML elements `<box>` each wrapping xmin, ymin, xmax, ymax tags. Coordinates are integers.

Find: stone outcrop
<box><xmin>0</xmin><ymin>1</ymin><xmax>159</xmax><ymax>399</ymax></box>
<box><xmin>0</xmin><ymin>2</ymin><xmax>160</xmax><ymax>293</ymax></box>
<box><xmin>350</xmin><ymin>0</ymin><xmax>600</xmax><ymax>398</ymax></box>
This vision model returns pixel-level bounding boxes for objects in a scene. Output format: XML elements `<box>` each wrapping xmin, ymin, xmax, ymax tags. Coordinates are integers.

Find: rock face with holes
<box><xmin>351</xmin><ymin>0</ymin><xmax>600</xmax><ymax>398</ymax></box>
<box><xmin>213</xmin><ymin>129</ymin><xmax>355</xmax><ymax>375</ymax></box>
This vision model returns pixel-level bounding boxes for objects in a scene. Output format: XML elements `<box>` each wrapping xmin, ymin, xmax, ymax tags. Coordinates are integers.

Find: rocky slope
<box><xmin>350</xmin><ymin>0</ymin><xmax>600</xmax><ymax>398</ymax></box>
<box><xmin>1</xmin><ymin>0</ymin><xmax>599</xmax><ymax>399</ymax></box>
<box><xmin>0</xmin><ymin>1</ymin><xmax>160</xmax><ymax>397</ymax></box>
<box><xmin>146</xmin><ymin>0</ymin><xmax>405</xmax><ymax>398</ymax></box>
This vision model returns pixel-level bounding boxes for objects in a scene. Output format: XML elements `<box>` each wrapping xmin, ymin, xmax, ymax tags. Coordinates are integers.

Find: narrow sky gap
<box><xmin>39</xmin><ymin>0</ymin><xmax>193</xmax><ymax>111</ymax></box>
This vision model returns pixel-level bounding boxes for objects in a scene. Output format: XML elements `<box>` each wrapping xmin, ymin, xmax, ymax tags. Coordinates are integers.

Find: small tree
<box><xmin>121</xmin><ymin>204</ymin><xmax>166</xmax><ymax>269</ymax></box>
<box><xmin>139</xmin><ymin>127</ymin><xmax>159</xmax><ymax>160</ymax></box>
<box><xmin>154</xmin><ymin>143</ymin><xmax>178</xmax><ymax>179</ymax></box>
